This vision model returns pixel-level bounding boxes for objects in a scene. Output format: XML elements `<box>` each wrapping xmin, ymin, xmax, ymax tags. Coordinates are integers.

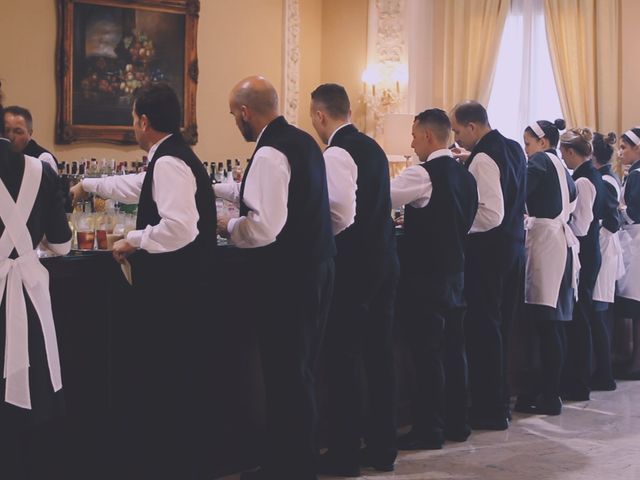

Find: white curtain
<box><xmin>487</xmin><ymin>0</ymin><xmax>563</xmax><ymax>145</ymax></box>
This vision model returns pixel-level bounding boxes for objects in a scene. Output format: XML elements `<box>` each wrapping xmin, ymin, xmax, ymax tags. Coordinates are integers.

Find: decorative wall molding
<box><xmin>283</xmin><ymin>0</ymin><xmax>301</xmax><ymax>126</ymax></box>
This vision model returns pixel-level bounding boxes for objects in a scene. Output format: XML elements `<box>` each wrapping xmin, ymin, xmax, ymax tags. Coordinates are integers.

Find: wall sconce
<box><xmin>361</xmin><ymin>62</ymin><xmax>409</xmax><ymax>138</ymax></box>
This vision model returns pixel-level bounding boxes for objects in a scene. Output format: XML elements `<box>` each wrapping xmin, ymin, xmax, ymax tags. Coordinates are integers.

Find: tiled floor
<box><xmin>222</xmin><ymin>380</ymin><xmax>640</xmax><ymax>479</ymax></box>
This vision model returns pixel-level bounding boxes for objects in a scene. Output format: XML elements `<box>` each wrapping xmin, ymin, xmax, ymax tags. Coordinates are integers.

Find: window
<box><xmin>487</xmin><ymin>0</ymin><xmax>563</xmax><ymax>146</ymax></box>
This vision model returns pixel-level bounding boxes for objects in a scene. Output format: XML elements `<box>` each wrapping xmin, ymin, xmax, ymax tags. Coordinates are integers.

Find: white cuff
<box><xmin>126</xmin><ymin>230</ymin><xmax>143</xmax><ymax>248</ymax></box>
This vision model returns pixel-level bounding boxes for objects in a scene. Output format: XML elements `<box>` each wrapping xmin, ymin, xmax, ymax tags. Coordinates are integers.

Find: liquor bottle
<box><xmin>233</xmin><ymin>159</ymin><xmax>242</xmax><ymax>182</ymax></box>
<box><xmin>209</xmin><ymin>163</ymin><xmax>217</xmax><ymax>184</ymax></box>
<box><xmin>216</xmin><ymin>162</ymin><xmax>224</xmax><ymax>183</ymax></box>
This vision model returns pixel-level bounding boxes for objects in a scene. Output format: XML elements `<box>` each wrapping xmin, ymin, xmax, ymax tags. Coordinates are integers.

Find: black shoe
<box><xmin>514</xmin><ymin>395</ymin><xmax>562</xmax><ymax>416</ymax></box>
<box><xmin>316</xmin><ymin>452</ymin><xmax>361</xmax><ymax>477</ymax></box>
<box><xmin>360</xmin><ymin>448</ymin><xmax>395</xmax><ymax>472</ymax></box>
<box><xmin>591</xmin><ymin>377</ymin><xmax>617</xmax><ymax>391</ymax></box>
<box><xmin>444</xmin><ymin>424</ymin><xmax>471</xmax><ymax>442</ymax></box>
<box><xmin>397</xmin><ymin>430</ymin><xmax>443</xmax><ymax>450</ymax></box>
<box><xmin>469</xmin><ymin>417</ymin><xmax>509</xmax><ymax>431</ymax></box>
<box><xmin>561</xmin><ymin>389</ymin><xmax>590</xmax><ymax>401</ymax></box>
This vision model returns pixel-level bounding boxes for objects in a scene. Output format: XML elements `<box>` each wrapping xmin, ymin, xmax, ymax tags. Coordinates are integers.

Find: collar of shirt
<box><xmin>255</xmin><ymin>124</ymin><xmax>269</xmax><ymax>145</ymax></box>
<box><xmin>147</xmin><ymin>134</ymin><xmax>173</xmax><ymax>161</ymax></box>
<box><xmin>425</xmin><ymin>148</ymin><xmax>453</xmax><ymax>163</ymax></box>
<box><xmin>327</xmin><ymin>123</ymin><xmax>352</xmax><ymax>146</ymax></box>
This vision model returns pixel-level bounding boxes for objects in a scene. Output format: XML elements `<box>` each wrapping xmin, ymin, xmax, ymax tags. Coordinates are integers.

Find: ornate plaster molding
<box><xmin>283</xmin><ymin>0</ymin><xmax>301</xmax><ymax>126</ymax></box>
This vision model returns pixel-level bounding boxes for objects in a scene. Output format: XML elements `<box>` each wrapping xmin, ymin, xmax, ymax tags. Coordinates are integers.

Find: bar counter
<box><xmin>43</xmin><ymin>241</ymin><xmax>639</xmax><ymax>479</ymax></box>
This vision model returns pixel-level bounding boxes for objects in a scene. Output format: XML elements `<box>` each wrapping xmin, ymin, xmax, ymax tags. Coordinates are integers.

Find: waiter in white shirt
<box><xmin>308</xmin><ymin>83</ymin><xmax>399</xmax><ymax>477</ymax></box>
<box><xmin>3</xmin><ymin>106</ymin><xmax>59</xmax><ymax>174</ymax></box>
<box><xmin>71</xmin><ymin>83</ymin><xmax>217</xmax><ymax>480</ymax></box>
<box><xmin>391</xmin><ymin>109</ymin><xmax>478</xmax><ymax>449</ymax></box>
<box><xmin>216</xmin><ymin>76</ymin><xmax>335</xmax><ymax>480</ymax></box>
<box><xmin>450</xmin><ymin>101</ymin><xmax>526</xmax><ymax>431</ymax></box>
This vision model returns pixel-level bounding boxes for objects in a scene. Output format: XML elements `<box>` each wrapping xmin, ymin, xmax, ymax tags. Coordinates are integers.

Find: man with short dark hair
<box><xmin>216</xmin><ymin>76</ymin><xmax>335</xmax><ymax>480</ymax></box>
<box><xmin>450</xmin><ymin>100</ymin><xmax>526</xmax><ymax>431</ymax></box>
<box><xmin>71</xmin><ymin>83</ymin><xmax>217</xmax><ymax>479</ymax></box>
<box><xmin>309</xmin><ymin>83</ymin><xmax>399</xmax><ymax>476</ymax></box>
<box><xmin>3</xmin><ymin>106</ymin><xmax>59</xmax><ymax>174</ymax></box>
<box><xmin>391</xmin><ymin>108</ymin><xmax>478</xmax><ymax>449</ymax></box>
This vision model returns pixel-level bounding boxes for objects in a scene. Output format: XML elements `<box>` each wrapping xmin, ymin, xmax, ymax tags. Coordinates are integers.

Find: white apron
<box><xmin>525</xmin><ymin>153</ymin><xmax>581</xmax><ymax>308</ymax></box>
<box><xmin>593</xmin><ymin>175</ymin><xmax>625</xmax><ymax>303</ymax></box>
<box><xmin>616</xmin><ymin>223</ymin><xmax>640</xmax><ymax>303</ymax></box>
<box><xmin>0</xmin><ymin>157</ymin><xmax>63</xmax><ymax>409</ymax></box>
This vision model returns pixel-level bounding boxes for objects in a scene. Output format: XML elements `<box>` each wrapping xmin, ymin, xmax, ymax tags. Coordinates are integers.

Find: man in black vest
<box><xmin>450</xmin><ymin>101</ymin><xmax>526</xmax><ymax>431</ymax></box>
<box><xmin>71</xmin><ymin>83</ymin><xmax>217</xmax><ymax>479</ymax></box>
<box><xmin>3</xmin><ymin>106</ymin><xmax>59</xmax><ymax>173</ymax></box>
<box><xmin>216</xmin><ymin>76</ymin><xmax>335</xmax><ymax>480</ymax></box>
<box><xmin>308</xmin><ymin>83</ymin><xmax>399</xmax><ymax>476</ymax></box>
<box><xmin>391</xmin><ymin>109</ymin><xmax>478</xmax><ymax>449</ymax></box>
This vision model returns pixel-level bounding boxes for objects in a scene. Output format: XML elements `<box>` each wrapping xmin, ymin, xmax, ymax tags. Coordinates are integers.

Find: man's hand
<box><xmin>451</xmin><ymin>147</ymin><xmax>471</xmax><ymax>164</ymax></box>
<box><xmin>112</xmin><ymin>239</ymin><xmax>136</xmax><ymax>264</ymax></box>
<box><xmin>70</xmin><ymin>181</ymin><xmax>89</xmax><ymax>206</ymax></box>
<box><xmin>217</xmin><ymin>216</ymin><xmax>230</xmax><ymax>238</ymax></box>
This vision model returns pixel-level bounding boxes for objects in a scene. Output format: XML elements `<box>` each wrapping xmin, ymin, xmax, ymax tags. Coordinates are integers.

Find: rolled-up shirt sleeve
<box><xmin>569</xmin><ymin>177</ymin><xmax>595</xmax><ymax>237</ymax></box>
<box><xmin>227</xmin><ymin>146</ymin><xmax>290</xmax><ymax>248</ymax></box>
<box><xmin>214</xmin><ymin>182</ymin><xmax>241</xmax><ymax>205</ymax></box>
<box><xmin>390</xmin><ymin>164</ymin><xmax>432</xmax><ymax>209</ymax></box>
<box><xmin>324</xmin><ymin>146</ymin><xmax>357</xmax><ymax>235</ymax></box>
<box><xmin>83</xmin><ymin>173</ymin><xmax>145</xmax><ymax>204</ymax></box>
<box><xmin>468</xmin><ymin>153</ymin><xmax>504</xmax><ymax>233</ymax></box>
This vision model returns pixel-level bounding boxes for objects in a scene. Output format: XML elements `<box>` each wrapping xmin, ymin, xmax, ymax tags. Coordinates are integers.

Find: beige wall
<box><xmin>0</xmin><ymin>0</ymin><xmax>369</xmax><ymax>164</ymax></box>
<box><xmin>621</xmin><ymin>0</ymin><xmax>640</xmax><ymax>131</ymax></box>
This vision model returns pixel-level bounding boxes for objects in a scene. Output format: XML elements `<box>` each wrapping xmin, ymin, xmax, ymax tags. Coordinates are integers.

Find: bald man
<box><xmin>215</xmin><ymin>76</ymin><xmax>335</xmax><ymax>480</ymax></box>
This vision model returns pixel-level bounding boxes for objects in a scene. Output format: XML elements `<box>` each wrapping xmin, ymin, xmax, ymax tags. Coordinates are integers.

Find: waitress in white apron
<box><xmin>615</xmin><ymin>127</ymin><xmax>640</xmax><ymax>321</ymax></box>
<box><xmin>515</xmin><ymin>119</ymin><xmax>578</xmax><ymax>416</ymax></box>
<box><xmin>0</xmin><ymin>129</ymin><xmax>72</xmax><ymax>476</ymax></box>
<box><xmin>559</xmin><ymin>128</ymin><xmax>605</xmax><ymax>402</ymax></box>
<box><xmin>590</xmin><ymin>132</ymin><xmax>624</xmax><ymax>391</ymax></box>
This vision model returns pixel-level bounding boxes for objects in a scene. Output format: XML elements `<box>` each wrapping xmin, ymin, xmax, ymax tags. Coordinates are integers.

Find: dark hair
<box><xmin>310</xmin><ymin>83</ymin><xmax>350</xmax><ymax>119</ymax></box>
<box><xmin>621</xmin><ymin>127</ymin><xmax>640</xmax><ymax>147</ymax></box>
<box><xmin>524</xmin><ymin>118</ymin><xmax>566</xmax><ymax>147</ymax></box>
<box><xmin>133</xmin><ymin>83</ymin><xmax>181</xmax><ymax>134</ymax></box>
<box><xmin>3</xmin><ymin>105</ymin><xmax>33</xmax><ymax>131</ymax></box>
<box><xmin>414</xmin><ymin>108</ymin><xmax>451</xmax><ymax>143</ymax></box>
<box><xmin>592</xmin><ymin>131</ymin><xmax>617</xmax><ymax>165</ymax></box>
<box><xmin>560</xmin><ymin>127</ymin><xmax>593</xmax><ymax>157</ymax></box>
<box><xmin>452</xmin><ymin>100</ymin><xmax>488</xmax><ymax>126</ymax></box>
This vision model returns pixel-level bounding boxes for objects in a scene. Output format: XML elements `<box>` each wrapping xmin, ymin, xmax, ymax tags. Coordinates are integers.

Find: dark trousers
<box><xmin>257</xmin><ymin>257</ymin><xmax>335</xmax><ymax>480</ymax></box>
<box><xmin>562</xmin><ymin>290</ymin><xmax>594</xmax><ymax>399</ymax></box>
<box><xmin>325</xmin><ymin>253</ymin><xmax>399</xmax><ymax>464</ymax></box>
<box><xmin>591</xmin><ymin>307</ymin><xmax>615</xmax><ymax>385</ymax></box>
<box><xmin>398</xmin><ymin>274</ymin><xmax>468</xmax><ymax>439</ymax></box>
<box><xmin>465</xmin><ymin>248</ymin><xmax>523</xmax><ymax>421</ymax></box>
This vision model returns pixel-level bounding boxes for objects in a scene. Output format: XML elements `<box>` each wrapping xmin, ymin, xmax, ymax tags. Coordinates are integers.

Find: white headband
<box><xmin>529</xmin><ymin>121</ymin><xmax>545</xmax><ymax>139</ymax></box>
<box><xmin>624</xmin><ymin>129</ymin><xmax>640</xmax><ymax>146</ymax></box>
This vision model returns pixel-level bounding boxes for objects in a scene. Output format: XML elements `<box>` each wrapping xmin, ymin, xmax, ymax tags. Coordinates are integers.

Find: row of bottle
<box><xmin>59</xmin><ymin>157</ymin><xmax>250</xmax><ymax>184</ymax></box>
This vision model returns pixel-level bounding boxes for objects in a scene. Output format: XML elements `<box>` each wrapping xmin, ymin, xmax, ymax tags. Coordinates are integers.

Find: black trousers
<box><xmin>465</xmin><ymin>248</ymin><xmax>523</xmax><ymax>421</ymax></box>
<box><xmin>562</xmin><ymin>289</ymin><xmax>594</xmax><ymax>399</ymax></box>
<box><xmin>398</xmin><ymin>273</ymin><xmax>468</xmax><ymax>440</ymax></box>
<box><xmin>590</xmin><ymin>307</ymin><xmax>615</xmax><ymax>385</ymax></box>
<box><xmin>256</xmin><ymin>257</ymin><xmax>335</xmax><ymax>480</ymax></box>
<box><xmin>325</xmin><ymin>252</ymin><xmax>399</xmax><ymax>464</ymax></box>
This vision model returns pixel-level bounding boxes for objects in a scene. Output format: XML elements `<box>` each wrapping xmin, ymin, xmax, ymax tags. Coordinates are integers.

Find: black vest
<box><xmin>134</xmin><ymin>134</ymin><xmax>217</xmax><ymax>282</ymax></box>
<box><xmin>328</xmin><ymin>124</ymin><xmax>395</xmax><ymax>264</ymax></box>
<box><xmin>404</xmin><ymin>155</ymin><xmax>478</xmax><ymax>275</ymax></box>
<box><xmin>526</xmin><ymin>150</ymin><xmax>577</xmax><ymax>219</ymax></box>
<box><xmin>239</xmin><ymin>116</ymin><xmax>335</xmax><ymax>265</ymax></box>
<box><xmin>466</xmin><ymin>129</ymin><xmax>526</xmax><ymax>259</ymax></box>
<box><xmin>597</xmin><ymin>164</ymin><xmax>622</xmax><ymax>234</ymax></box>
<box><xmin>624</xmin><ymin>160</ymin><xmax>640</xmax><ymax>224</ymax></box>
<box><xmin>23</xmin><ymin>139</ymin><xmax>58</xmax><ymax>168</ymax></box>
<box><xmin>572</xmin><ymin>160</ymin><xmax>605</xmax><ymax>294</ymax></box>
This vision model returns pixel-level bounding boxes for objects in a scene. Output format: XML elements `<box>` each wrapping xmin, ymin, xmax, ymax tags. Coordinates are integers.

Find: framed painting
<box><xmin>56</xmin><ymin>0</ymin><xmax>199</xmax><ymax>145</ymax></box>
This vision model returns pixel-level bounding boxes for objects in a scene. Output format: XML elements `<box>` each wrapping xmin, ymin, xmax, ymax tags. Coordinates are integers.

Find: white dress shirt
<box><xmin>38</xmin><ymin>152</ymin><xmax>58</xmax><ymax>175</ymax></box>
<box><xmin>82</xmin><ymin>134</ymin><xmax>199</xmax><ymax>253</ymax></box>
<box><xmin>569</xmin><ymin>177</ymin><xmax>596</xmax><ymax>237</ymax></box>
<box><xmin>214</xmin><ymin>126</ymin><xmax>292</xmax><ymax>248</ymax></box>
<box><xmin>324</xmin><ymin>124</ymin><xmax>357</xmax><ymax>235</ymax></box>
<box><xmin>467</xmin><ymin>152</ymin><xmax>504</xmax><ymax>233</ymax></box>
<box><xmin>390</xmin><ymin>148</ymin><xmax>456</xmax><ymax>209</ymax></box>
